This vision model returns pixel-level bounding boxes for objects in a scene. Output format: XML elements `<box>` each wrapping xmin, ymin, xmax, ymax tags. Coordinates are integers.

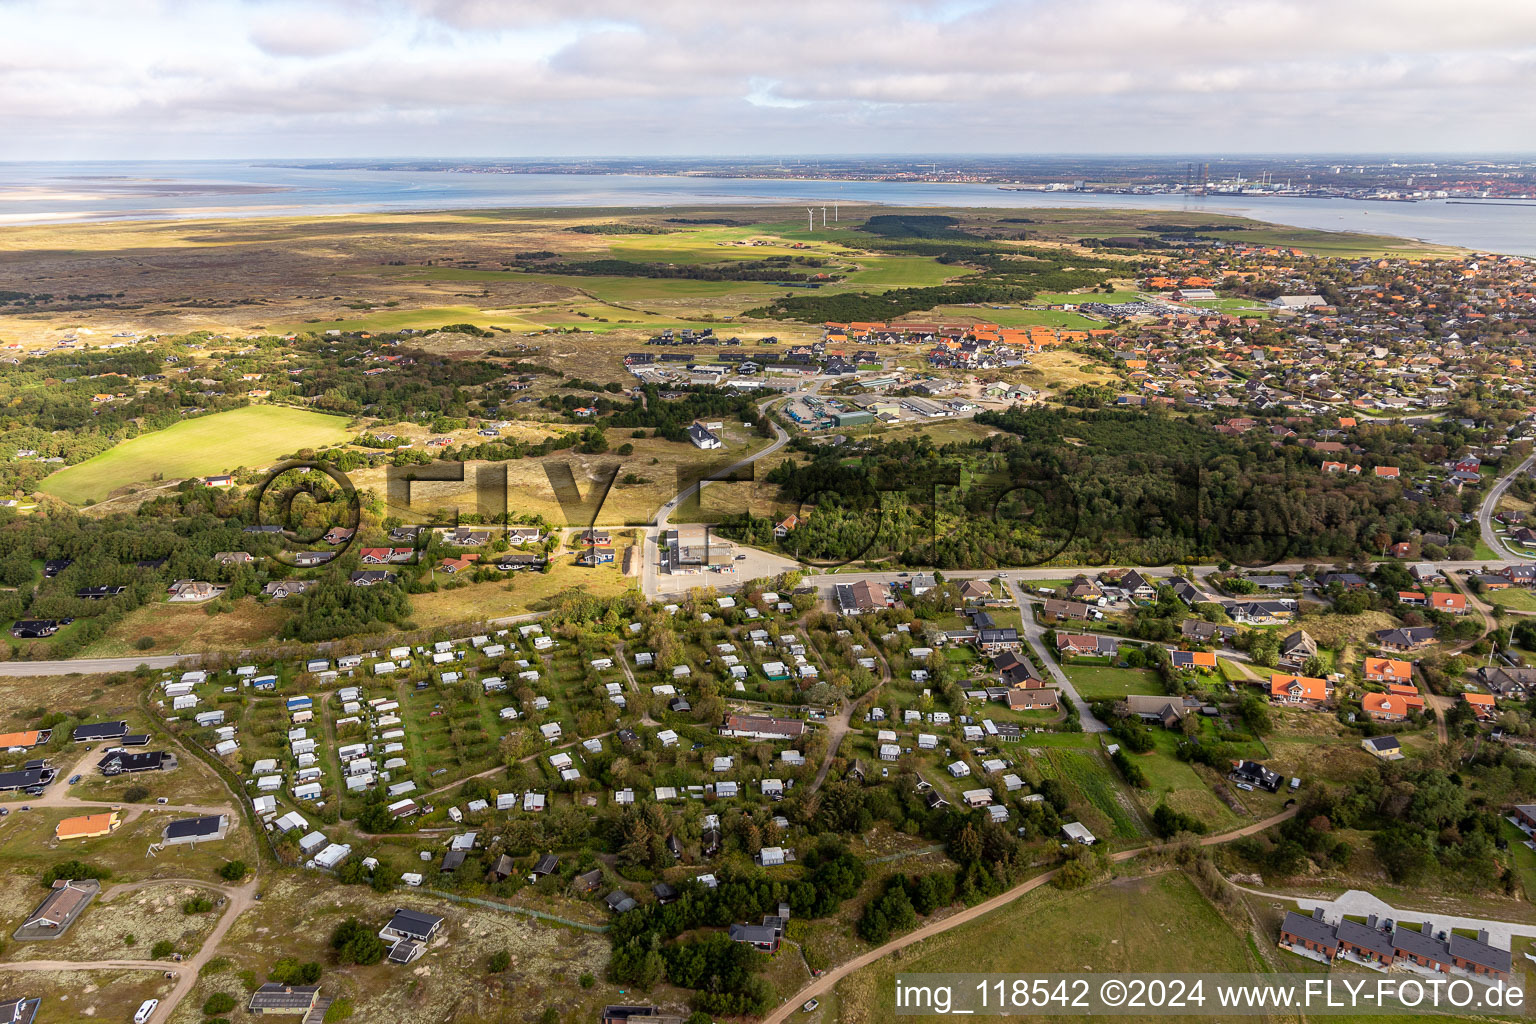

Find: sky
<box><xmin>1</xmin><ymin>0</ymin><xmax>1533</xmax><ymax>159</ymax></box>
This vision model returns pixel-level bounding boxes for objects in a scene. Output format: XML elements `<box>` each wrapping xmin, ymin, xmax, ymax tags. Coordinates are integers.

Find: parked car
<box><xmin>68</xmin><ymin>774</ymin><xmax>81</xmax><ymax>785</ymax></box>
<box><xmin>804</xmin><ymin>1000</ymin><xmax>820</xmax><ymax>1012</ymax></box>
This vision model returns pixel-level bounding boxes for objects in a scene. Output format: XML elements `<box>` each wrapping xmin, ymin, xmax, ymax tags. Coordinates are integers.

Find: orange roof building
<box><xmin>1270</xmin><ymin>674</ymin><xmax>1330</xmax><ymax>705</ymax></box>
<box><xmin>1364</xmin><ymin>658</ymin><xmax>1412</xmax><ymax>683</ymax></box>
<box><xmin>1363</xmin><ymin>693</ymin><xmax>1410</xmax><ymax>721</ymax></box>
<box><xmin>1387</xmin><ymin>682</ymin><xmax>1425</xmax><ymax>709</ymax></box>
<box><xmin>0</xmin><ymin>730</ymin><xmax>43</xmax><ymax>749</ymax></box>
<box><xmin>55</xmin><ymin>812</ymin><xmax>121</xmax><ymax>841</ymax></box>
<box><xmin>1461</xmin><ymin>692</ymin><xmax>1497</xmax><ymax>719</ymax></box>
<box><xmin>1430</xmin><ymin>593</ymin><xmax>1467</xmax><ymax>614</ymax></box>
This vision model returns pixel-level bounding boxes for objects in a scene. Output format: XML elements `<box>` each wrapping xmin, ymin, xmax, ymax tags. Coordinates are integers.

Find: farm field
<box><xmin>832</xmin><ymin>871</ymin><xmax>1259</xmax><ymax>1024</ymax></box>
<box><xmin>38</xmin><ymin>405</ymin><xmax>355</xmax><ymax>504</ymax></box>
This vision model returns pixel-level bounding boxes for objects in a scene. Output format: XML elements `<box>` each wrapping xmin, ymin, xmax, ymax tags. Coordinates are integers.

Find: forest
<box><xmin>725</xmin><ymin>409</ymin><xmax>1477</xmax><ymax>568</ymax></box>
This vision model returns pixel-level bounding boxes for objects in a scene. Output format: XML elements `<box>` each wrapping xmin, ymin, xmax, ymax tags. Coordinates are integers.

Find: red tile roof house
<box><xmin>1373</xmin><ymin>466</ymin><xmax>1401</xmax><ymax>479</ymax></box>
<box><xmin>1461</xmin><ymin>692</ymin><xmax>1497</xmax><ymax>721</ymax></box>
<box><xmin>1363</xmin><ymin>657</ymin><xmax>1413</xmax><ymax>684</ymax></box>
<box><xmin>1056</xmin><ymin>633</ymin><xmax>1112</xmax><ymax>657</ymax></box>
<box><xmin>1430</xmin><ymin>592</ymin><xmax>1467</xmax><ymax>614</ymax></box>
<box><xmin>358</xmin><ymin>547</ymin><xmax>415</xmax><ymax>564</ymax></box>
<box><xmin>1269</xmin><ymin>674</ymin><xmax>1331</xmax><ymax>707</ymax></box>
<box><xmin>1362</xmin><ymin>692</ymin><xmax>1409</xmax><ymax>722</ymax></box>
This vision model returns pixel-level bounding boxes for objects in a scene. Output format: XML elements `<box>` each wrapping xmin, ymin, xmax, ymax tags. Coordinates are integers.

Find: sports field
<box><xmin>38</xmin><ymin>405</ymin><xmax>355</xmax><ymax>504</ymax></box>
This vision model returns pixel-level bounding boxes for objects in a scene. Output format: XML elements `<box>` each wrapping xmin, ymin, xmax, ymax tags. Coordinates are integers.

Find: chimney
<box><xmin>1367</xmin><ymin>914</ymin><xmax>1378</xmax><ymax>929</ymax></box>
<box><xmin>1479</xmin><ymin>929</ymin><xmax>1490</xmax><ymax>944</ymax></box>
<box><xmin>1423</xmin><ymin>921</ymin><xmax>1433</xmax><ymax>935</ymax></box>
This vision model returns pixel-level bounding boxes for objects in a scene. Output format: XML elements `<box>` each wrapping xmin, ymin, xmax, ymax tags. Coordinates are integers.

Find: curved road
<box><xmin>0</xmin><ymin>877</ymin><xmax>257</xmax><ymax>1024</ymax></box>
<box><xmin>1479</xmin><ymin>451</ymin><xmax>1536</xmax><ymax>562</ymax></box>
<box><xmin>761</xmin><ymin>807</ymin><xmax>1300</xmax><ymax>1024</ymax></box>
<box><xmin>643</xmin><ymin>393</ymin><xmax>795</xmax><ymax>600</ymax></box>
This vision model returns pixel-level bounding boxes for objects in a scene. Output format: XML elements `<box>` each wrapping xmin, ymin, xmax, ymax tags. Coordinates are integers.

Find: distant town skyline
<box><xmin>3</xmin><ymin>0</ymin><xmax>1533</xmax><ymax>159</ymax></box>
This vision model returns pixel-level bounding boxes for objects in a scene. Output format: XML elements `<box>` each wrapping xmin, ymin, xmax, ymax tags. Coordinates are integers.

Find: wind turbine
<box><xmin>821</xmin><ymin>207</ymin><xmax>828</xmax><ymax>228</ymax></box>
<box><xmin>807</xmin><ymin>208</ymin><xmax>815</xmax><ymax>232</ymax></box>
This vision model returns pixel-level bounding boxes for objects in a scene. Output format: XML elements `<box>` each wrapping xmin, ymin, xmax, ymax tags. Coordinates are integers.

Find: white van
<box><xmin>135</xmin><ymin>999</ymin><xmax>159</xmax><ymax>1023</ymax></box>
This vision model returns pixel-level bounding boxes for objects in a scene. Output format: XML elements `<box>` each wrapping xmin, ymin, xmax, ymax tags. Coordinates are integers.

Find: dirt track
<box><xmin>759</xmin><ymin>807</ymin><xmax>1300</xmax><ymax>1024</ymax></box>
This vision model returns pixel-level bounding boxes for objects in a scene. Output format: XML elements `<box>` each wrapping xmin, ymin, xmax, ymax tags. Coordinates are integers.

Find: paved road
<box><xmin>1004</xmin><ymin>580</ymin><xmax>1106</xmax><ymax>732</ymax></box>
<box><xmin>0</xmin><ymin>556</ymin><xmax>1516</xmax><ymax>679</ymax></box>
<box><xmin>0</xmin><ymin>655</ymin><xmax>190</xmax><ymax>677</ymax></box>
<box><xmin>760</xmin><ymin>807</ymin><xmax>1300</xmax><ymax>1024</ymax></box>
<box><xmin>1479</xmin><ymin>451</ymin><xmax>1536</xmax><ymax>562</ymax></box>
<box><xmin>643</xmin><ymin>393</ymin><xmax>796</xmax><ymax>601</ymax></box>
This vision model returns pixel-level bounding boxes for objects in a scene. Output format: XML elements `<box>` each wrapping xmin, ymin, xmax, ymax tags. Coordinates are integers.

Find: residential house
<box><xmin>1362</xmin><ymin>735</ymin><xmax>1404</xmax><ymax>760</ymax></box>
<box><xmin>1279</xmin><ymin>629</ymin><xmax>1317</xmax><ymax>668</ymax></box>
<box><xmin>1375</xmin><ymin>626</ymin><xmax>1436</xmax><ymax>652</ymax></box>
<box><xmin>1461</xmin><ymin>692</ymin><xmax>1497</xmax><ymax>721</ymax></box>
<box><xmin>1269</xmin><ymin>674</ymin><xmax>1331</xmax><ymax>707</ymax></box>
<box><xmin>1363</xmin><ymin>657</ymin><xmax>1413</xmax><ymax>684</ymax></box>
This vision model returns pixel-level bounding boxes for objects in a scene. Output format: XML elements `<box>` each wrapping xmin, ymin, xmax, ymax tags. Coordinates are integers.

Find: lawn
<box><xmin>1486</xmin><ymin>587</ymin><xmax>1536</xmax><ymax>612</ymax></box>
<box><xmin>1065</xmin><ymin>664</ymin><xmax>1164</xmax><ymax>699</ymax></box>
<box><xmin>38</xmin><ymin>405</ymin><xmax>355</xmax><ymax>504</ymax></box>
<box><xmin>834</xmin><ymin>871</ymin><xmax>1259</xmax><ymax>1024</ymax></box>
<box><xmin>1127</xmin><ymin>729</ymin><xmax>1244</xmax><ymax>832</ymax></box>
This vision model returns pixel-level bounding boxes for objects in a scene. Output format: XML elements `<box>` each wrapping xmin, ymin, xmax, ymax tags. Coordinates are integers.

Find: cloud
<box><xmin>0</xmin><ymin>0</ymin><xmax>1532</xmax><ymax>156</ymax></box>
<box><xmin>248</xmin><ymin>7</ymin><xmax>376</xmax><ymax>57</ymax></box>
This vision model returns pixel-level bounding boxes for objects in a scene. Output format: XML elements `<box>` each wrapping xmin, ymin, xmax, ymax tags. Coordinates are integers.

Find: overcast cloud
<box><xmin>0</xmin><ymin>0</ymin><xmax>1532</xmax><ymax>158</ymax></box>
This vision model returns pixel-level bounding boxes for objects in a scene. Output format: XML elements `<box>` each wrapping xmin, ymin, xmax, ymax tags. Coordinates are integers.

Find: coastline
<box><xmin>0</xmin><ymin>163</ymin><xmax>1525</xmax><ymax>254</ymax></box>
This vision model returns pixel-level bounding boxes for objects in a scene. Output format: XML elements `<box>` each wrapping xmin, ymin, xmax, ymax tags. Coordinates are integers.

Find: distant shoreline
<box><xmin>0</xmin><ymin>163</ymin><xmax>1527</xmax><ymax>254</ymax></box>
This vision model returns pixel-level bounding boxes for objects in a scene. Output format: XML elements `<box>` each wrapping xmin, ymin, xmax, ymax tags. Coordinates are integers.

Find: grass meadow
<box><xmin>39</xmin><ymin>405</ymin><xmax>354</xmax><ymax>504</ymax></box>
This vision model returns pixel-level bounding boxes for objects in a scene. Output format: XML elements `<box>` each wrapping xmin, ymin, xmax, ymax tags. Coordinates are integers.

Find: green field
<box><xmin>1066</xmin><ymin>664</ymin><xmax>1165</xmax><ymax>699</ymax></box>
<box><xmin>39</xmin><ymin>405</ymin><xmax>355</xmax><ymax>504</ymax></box>
<box><xmin>835</xmin><ymin>871</ymin><xmax>1258</xmax><ymax>1024</ymax></box>
<box><xmin>1486</xmin><ymin>587</ymin><xmax>1536</xmax><ymax>611</ymax></box>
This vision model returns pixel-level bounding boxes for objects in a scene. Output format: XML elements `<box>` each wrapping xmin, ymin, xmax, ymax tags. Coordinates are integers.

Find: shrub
<box><xmin>331</xmin><ymin>918</ymin><xmax>385</xmax><ymax>966</ymax></box>
<box><xmin>270</xmin><ymin>957</ymin><xmax>323</xmax><ymax>984</ymax></box>
<box><xmin>151</xmin><ymin>939</ymin><xmax>175</xmax><ymax>958</ymax></box>
<box><xmin>218</xmin><ymin>860</ymin><xmax>248</xmax><ymax>882</ymax></box>
<box><xmin>202</xmin><ymin>992</ymin><xmax>237</xmax><ymax>1015</ymax></box>
<box><xmin>134</xmin><ymin>635</ymin><xmax>156</xmax><ymax>650</ymax></box>
<box><xmin>40</xmin><ymin>860</ymin><xmax>110</xmax><ymax>888</ymax></box>
<box><xmin>324</xmin><ymin>997</ymin><xmax>354</xmax><ymax>1022</ymax></box>
<box><xmin>183</xmin><ymin>895</ymin><xmax>216</xmax><ymax>914</ymax></box>
<box><xmin>123</xmin><ymin>785</ymin><xmax>151</xmax><ymax>803</ymax></box>
<box><xmin>488</xmin><ymin>949</ymin><xmax>511</xmax><ymax>973</ymax></box>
